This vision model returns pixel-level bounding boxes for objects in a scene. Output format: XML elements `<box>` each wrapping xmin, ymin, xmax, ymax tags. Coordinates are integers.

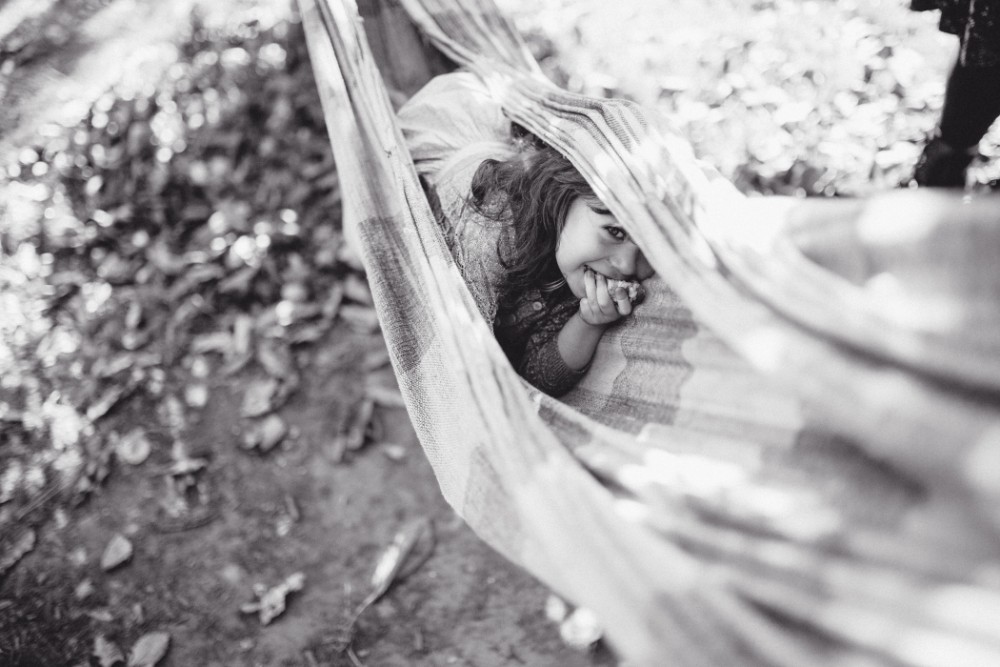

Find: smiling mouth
<box><xmin>584</xmin><ymin>266</ymin><xmax>645</xmax><ymax>303</ymax></box>
<box><xmin>584</xmin><ymin>265</ymin><xmax>623</xmax><ymax>282</ymax></box>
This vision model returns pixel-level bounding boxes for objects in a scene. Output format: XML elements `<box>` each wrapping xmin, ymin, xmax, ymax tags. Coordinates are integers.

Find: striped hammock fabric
<box><xmin>297</xmin><ymin>0</ymin><xmax>1000</xmax><ymax>664</ymax></box>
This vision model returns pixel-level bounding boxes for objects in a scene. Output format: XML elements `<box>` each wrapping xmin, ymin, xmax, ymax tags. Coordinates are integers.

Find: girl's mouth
<box><xmin>584</xmin><ymin>265</ymin><xmax>621</xmax><ymax>282</ymax></box>
<box><xmin>584</xmin><ymin>266</ymin><xmax>645</xmax><ymax>303</ymax></box>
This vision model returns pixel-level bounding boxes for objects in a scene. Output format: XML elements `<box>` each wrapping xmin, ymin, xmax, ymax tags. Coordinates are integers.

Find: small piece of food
<box><xmin>607</xmin><ymin>278</ymin><xmax>645</xmax><ymax>304</ymax></box>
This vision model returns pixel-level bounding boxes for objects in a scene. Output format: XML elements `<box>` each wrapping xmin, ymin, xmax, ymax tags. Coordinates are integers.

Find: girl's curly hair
<box><xmin>469</xmin><ymin>125</ymin><xmax>598</xmax><ymax>302</ymax></box>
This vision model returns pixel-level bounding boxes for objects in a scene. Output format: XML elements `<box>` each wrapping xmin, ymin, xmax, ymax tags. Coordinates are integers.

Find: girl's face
<box><xmin>555</xmin><ymin>198</ymin><xmax>654</xmax><ymax>299</ymax></box>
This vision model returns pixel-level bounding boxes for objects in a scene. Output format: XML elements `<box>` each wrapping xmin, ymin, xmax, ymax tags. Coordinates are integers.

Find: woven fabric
<box><xmin>298</xmin><ymin>0</ymin><xmax>1000</xmax><ymax>664</ymax></box>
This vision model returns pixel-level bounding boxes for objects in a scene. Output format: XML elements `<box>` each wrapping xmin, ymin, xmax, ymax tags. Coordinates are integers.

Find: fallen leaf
<box><xmin>284</xmin><ymin>493</ymin><xmax>300</xmax><ymax>521</ymax></box>
<box><xmin>366</xmin><ymin>518</ymin><xmax>432</xmax><ymax>605</ymax></box>
<box><xmin>361</xmin><ymin>347</ymin><xmax>391</xmax><ymax>371</ymax></box>
<box><xmin>124</xmin><ymin>302</ymin><xmax>143</xmax><ymax>331</ymax></box>
<box><xmin>276</xmin><ymin>301</ymin><xmax>323</xmax><ymax>327</ymax></box>
<box><xmin>0</xmin><ymin>529</ymin><xmax>36</xmax><ymax>578</ymax></box>
<box><xmin>131</xmin><ymin>603</ymin><xmax>145</xmax><ymax>624</ymax></box>
<box><xmin>241</xmin><ymin>414</ymin><xmax>288</xmax><ymax>453</ymax></box>
<box><xmin>183</xmin><ymin>383</ymin><xmax>209</xmax><ymax>408</ymax></box>
<box><xmin>380</xmin><ymin>444</ymin><xmax>406</xmax><ymax>462</ymax></box>
<box><xmin>545</xmin><ymin>594</ymin><xmax>569</xmax><ymax>623</ymax></box>
<box><xmin>280</xmin><ymin>282</ymin><xmax>309</xmax><ymax>303</ymax></box>
<box><xmin>101</xmin><ymin>534</ymin><xmax>133</xmax><ymax>571</ymax></box>
<box><xmin>320</xmin><ymin>283</ymin><xmax>344</xmax><ymax>320</ymax></box>
<box><xmin>344</xmin><ymin>398</ymin><xmax>375</xmax><ymax>452</ymax></box>
<box><xmin>93</xmin><ymin>634</ymin><xmax>125</xmax><ymax>667</ymax></box>
<box><xmin>160</xmin><ymin>395</ymin><xmax>187</xmax><ymax>440</ymax></box>
<box><xmin>232</xmin><ymin>315</ymin><xmax>254</xmax><ymax>356</ymax></box>
<box><xmin>336</xmin><ymin>241</ymin><xmax>364</xmax><ymax>271</ymax></box>
<box><xmin>333</xmin><ymin>518</ymin><xmax>434</xmax><ymax>652</ymax></box>
<box><xmin>342</xmin><ymin>273</ymin><xmax>372</xmax><ymax>305</ymax></box>
<box><xmin>75</xmin><ymin>578</ymin><xmax>95</xmax><ymax>600</ymax></box>
<box><xmin>287</xmin><ymin>322</ymin><xmax>329</xmax><ymax>344</ymax></box>
<box><xmin>338</xmin><ymin>304</ymin><xmax>379</xmax><ymax>333</ymax></box>
<box><xmin>241</xmin><ymin>377</ymin><xmax>280</xmax><ymax>417</ymax></box>
<box><xmin>87</xmin><ymin>608</ymin><xmax>115</xmax><ymax>623</ymax></box>
<box><xmin>559</xmin><ymin>607</ymin><xmax>603</xmax><ymax>650</ymax></box>
<box><xmin>240</xmin><ymin>572</ymin><xmax>305</xmax><ymax>625</ymax></box>
<box><xmin>127</xmin><ymin>631</ymin><xmax>170</xmax><ymax>667</ymax></box>
<box><xmin>164</xmin><ymin>453</ymin><xmax>207</xmax><ymax>477</ymax></box>
<box><xmin>217</xmin><ymin>265</ymin><xmax>257</xmax><ymax>295</ymax></box>
<box><xmin>166</xmin><ymin>263</ymin><xmax>225</xmax><ymax>301</ymax></box>
<box><xmin>93</xmin><ymin>353</ymin><xmax>136</xmax><ymax>379</ymax></box>
<box><xmin>275</xmin><ymin>515</ymin><xmax>294</xmax><ymax>537</ymax></box>
<box><xmin>97</xmin><ymin>253</ymin><xmax>135</xmax><ymax>284</ymax></box>
<box><xmin>366</xmin><ymin>384</ymin><xmax>405</xmax><ymax>408</ymax></box>
<box><xmin>146</xmin><ymin>240</ymin><xmax>186</xmax><ymax>276</ymax></box>
<box><xmin>190</xmin><ymin>331</ymin><xmax>233</xmax><ymax>354</ymax></box>
<box><xmin>115</xmin><ymin>429</ymin><xmax>152</xmax><ymax>465</ymax></box>
<box><xmin>87</xmin><ymin>385</ymin><xmax>128</xmax><ymax>422</ymax></box>
<box><xmin>329</xmin><ymin>398</ymin><xmax>375</xmax><ymax>461</ymax></box>
<box><xmin>256</xmin><ymin>341</ymin><xmax>294</xmax><ymax>379</ymax></box>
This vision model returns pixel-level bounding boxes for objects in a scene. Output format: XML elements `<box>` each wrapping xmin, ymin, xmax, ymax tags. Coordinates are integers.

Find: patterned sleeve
<box><xmin>519</xmin><ymin>328</ymin><xmax>589</xmax><ymax>398</ymax></box>
<box><xmin>496</xmin><ymin>293</ymin><xmax>588</xmax><ymax>397</ymax></box>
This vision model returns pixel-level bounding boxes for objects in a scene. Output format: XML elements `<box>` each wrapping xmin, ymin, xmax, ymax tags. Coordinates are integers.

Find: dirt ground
<box><xmin>2</xmin><ymin>326</ymin><xmax>614</xmax><ymax>666</ymax></box>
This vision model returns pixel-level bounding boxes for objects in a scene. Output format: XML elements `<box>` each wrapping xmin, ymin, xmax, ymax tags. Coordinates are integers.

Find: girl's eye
<box><xmin>604</xmin><ymin>226</ymin><xmax>627</xmax><ymax>241</ymax></box>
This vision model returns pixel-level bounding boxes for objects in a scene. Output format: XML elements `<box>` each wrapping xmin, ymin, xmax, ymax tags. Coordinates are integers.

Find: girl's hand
<box><xmin>578</xmin><ymin>268</ymin><xmax>633</xmax><ymax>326</ymax></box>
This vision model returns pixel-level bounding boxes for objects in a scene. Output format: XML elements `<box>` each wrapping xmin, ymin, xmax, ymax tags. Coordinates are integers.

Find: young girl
<box><xmin>399</xmin><ymin>72</ymin><xmax>654</xmax><ymax>396</ymax></box>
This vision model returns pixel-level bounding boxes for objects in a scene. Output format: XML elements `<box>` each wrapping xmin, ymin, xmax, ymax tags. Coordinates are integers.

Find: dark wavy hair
<box><xmin>469</xmin><ymin>125</ymin><xmax>599</xmax><ymax>302</ymax></box>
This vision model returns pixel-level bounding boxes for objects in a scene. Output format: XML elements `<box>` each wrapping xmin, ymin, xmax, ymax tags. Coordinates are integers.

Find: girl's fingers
<box><xmin>594</xmin><ymin>274</ymin><xmax>613</xmax><ymax>310</ymax></box>
<box><xmin>613</xmin><ymin>288</ymin><xmax>632</xmax><ymax>316</ymax></box>
<box><xmin>579</xmin><ymin>270</ymin><xmax>636</xmax><ymax>324</ymax></box>
<box><xmin>584</xmin><ymin>269</ymin><xmax>597</xmax><ymax>302</ymax></box>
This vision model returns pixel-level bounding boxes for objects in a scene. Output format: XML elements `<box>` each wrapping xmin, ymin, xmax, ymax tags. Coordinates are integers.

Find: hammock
<box><xmin>298</xmin><ymin>0</ymin><xmax>1000</xmax><ymax>663</ymax></box>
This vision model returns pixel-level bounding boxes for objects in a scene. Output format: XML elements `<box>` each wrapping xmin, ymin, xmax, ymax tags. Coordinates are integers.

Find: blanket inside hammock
<box><xmin>301</xmin><ymin>0</ymin><xmax>1000</xmax><ymax>664</ymax></box>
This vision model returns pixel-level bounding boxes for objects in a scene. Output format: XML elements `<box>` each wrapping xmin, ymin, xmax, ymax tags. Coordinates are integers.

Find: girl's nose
<box><xmin>635</xmin><ymin>251</ymin><xmax>653</xmax><ymax>280</ymax></box>
<box><xmin>612</xmin><ymin>244</ymin><xmax>640</xmax><ymax>277</ymax></box>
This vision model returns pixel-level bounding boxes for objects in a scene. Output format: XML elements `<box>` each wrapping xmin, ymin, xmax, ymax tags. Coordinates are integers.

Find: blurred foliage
<box><xmin>516</xmin><ymin>0</ymin><xmax>1000</xmax><ymax>196</ymax></box>
<box><xmin>0</xmin><ymin>9</ymin><xmax>355</xmax><ymax>526</ymax></box>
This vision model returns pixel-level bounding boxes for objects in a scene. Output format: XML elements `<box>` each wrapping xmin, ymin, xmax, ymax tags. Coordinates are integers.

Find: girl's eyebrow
<box><xmin>588</xmin><ymin>204</ymin><xmax>611</xmax><ymax>216</ymax></box>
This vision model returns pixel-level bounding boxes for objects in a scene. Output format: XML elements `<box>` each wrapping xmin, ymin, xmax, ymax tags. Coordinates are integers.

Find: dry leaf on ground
<box><xmin>256</xmin><ymin>340</ymin><xmax>295</xmax><ymax>379</ymax></box>
<box><xmin>183</xmin><ymin>383</ymin><xmax>209</xmax><ymax>408</ymax></box>
<box><xmin>334</xmin><ymin>518</ymin><xmax>435</xmax><ymax>653</ymax></box>
<box><xmin>100</xmin><ymin>533</ymin><xmax>133</xmax><ymax>571</ymax></box>
<box><xmin>93</xmin><ymin>634</ymin><xmax>125</xmax><ymax>667</ymax></box>
<box><xmin>338</xmin><ymin>304</ymin><xmax>379</xmax><ymax>333</ymax></box>
<box><xmin>115</xmin><ymin>428</ymin><xmax>151</xmax><ymax>465</ymax></box>
<box><xmin>558</xmin><ymin>607</ymin><xmax>603</xmax><ymax>650</ymax></box>
<box><xmin>240</xmin><ymin>377</ymin><xmax>281</xmax><ymax>417</ymax></box>
<box><xmin>241</xmin><ymin>414</ymin><xmax>288</xmax><ymax>453</ymax></box>
<box><xmin>127</xmin><ymin>631</ymin><xmax>170</xmax><ymax>666</ymax></box>
<box><xmin>329</xmin><ymin>397</ymin><xmax>376</xmax><ymax>461</ymax></box>
<box><xmin>240</xmin><ymin>571</ymin><xmax>305</xmax><ymax>625</ymax></box>
<box><xmin>342</xmin><ymin>273</ymin><xmax>372</xmax><ymax>305</ymax></box>
<box><xmin>365</xmin><ymin>383</ymin><xmax>405</xmax><ymax>408</ymax></box>
<box><xmin>0</xmin><ymin>529</ymin><xmax>37</xmax><ymax>578</ymax></box>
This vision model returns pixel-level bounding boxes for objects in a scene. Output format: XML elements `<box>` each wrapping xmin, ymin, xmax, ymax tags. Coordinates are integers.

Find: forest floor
<box><xmin>0</xmin><ymin>0</ymin><xmax>994</xmax><ymax>666</ymax></box>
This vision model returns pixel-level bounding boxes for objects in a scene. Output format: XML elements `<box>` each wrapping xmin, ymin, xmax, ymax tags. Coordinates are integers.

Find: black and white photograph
<box><xmin>2</xmin><ymin>0</ymin><xmax>999</xmax><ymax>665</ymax></box>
